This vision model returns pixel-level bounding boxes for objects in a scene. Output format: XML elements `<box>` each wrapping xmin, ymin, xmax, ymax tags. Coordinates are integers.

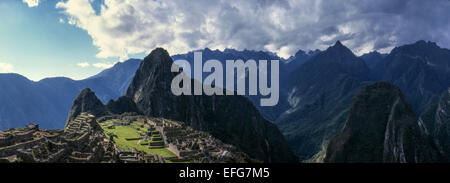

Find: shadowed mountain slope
<box><xmin>325</xmin><ymin>82</ymin><xmax>439</xmax><ymax>163</ymax></box>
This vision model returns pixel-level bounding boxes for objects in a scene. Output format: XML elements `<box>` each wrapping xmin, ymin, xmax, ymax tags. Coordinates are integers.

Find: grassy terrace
<box><xmin>99</xmin><ymin>120</ymin><xmax>177</xmax><ymax>159</ymax></box>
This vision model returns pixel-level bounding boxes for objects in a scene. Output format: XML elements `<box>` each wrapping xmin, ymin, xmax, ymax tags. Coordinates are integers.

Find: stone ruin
<box><xmin>0</xmin><ymin>113</ymin><xmax>119</xmax><ymax>163</ymax></box>
<box><xmin>0</xmin><ymin>113</ymin><xmax>248</xmax><ymax>163</ymax></box>
<box><xmin>148</xmin><ymin>118</ymin><xmax>245</xmax><ymax>163</ymax></box>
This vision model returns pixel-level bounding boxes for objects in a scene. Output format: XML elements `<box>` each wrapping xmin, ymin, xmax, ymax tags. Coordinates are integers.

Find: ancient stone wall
<box><xmin>0</xmin><ymin>138</ymin><xmax>46</xmax><ymax>157</ymax></box>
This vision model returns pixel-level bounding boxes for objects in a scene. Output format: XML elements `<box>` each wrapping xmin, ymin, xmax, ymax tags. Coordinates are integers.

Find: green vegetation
<box><xmin>100</xmin><ymin>120</ymin><xmax>176</xmax><ymax>159</ymax></box>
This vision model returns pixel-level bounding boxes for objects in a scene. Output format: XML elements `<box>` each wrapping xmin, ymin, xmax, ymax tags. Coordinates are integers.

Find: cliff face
<box><xmin>324</xmin><ymin>82</ymin><xmax>439</xmax><ymax>163</ymax></box>
<box><xmin>105</xmin><ymin>96</ymin><xmax>141</xmax><ymax>115</ymax></box>
<box><xmin>126</xmin><ymin>48</ymin><xmax>297</xmax><ymax>163</ymax></box>
<box><xmin>65</xmin><ymin>88</ymin><xmax>107</xmax><ymax>128</ymax></box>
<box><xmin>275</xmin><ymin>41</ymin><xmax>371</xmax><ymax>160</ymax></box>
<box><xmin>126</xmin><ymin>48</ymin><xmax>184</xmax><ymax>119</ymax></box>
<box><xmin>419</xmin><ymin>88</ymin><xmax>450</xmax><ymax>161</ymax></box>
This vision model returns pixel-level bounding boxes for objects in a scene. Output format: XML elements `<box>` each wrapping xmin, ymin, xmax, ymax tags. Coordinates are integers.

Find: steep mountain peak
<box><xmin>289</xmin><ymin>39</ymin><xmax>369</xmax><ymax>81</ymax></box>
<box><xmin>126</xmin><ymin>47</ymin><xmax>177</xmax><ymax>105</ymax></box>
<box><xmin>79</xmin><ymin>88</ymin><xmax>94</xmax><ymax>96</ymax></box>
<box><xmin>326</xmin><ymin>40</ymin><xmax>355</xmax><ymax>56</ymax></box>
<box><xmin>324</xmin><ymin>82</ymin><xmax>439</xmax><ymax>163</ymax></box>
<box><xmin>146</xmin><ymin>47</ymin><xmax>172</xmax><ymax>63</ymax></box>
<box><xmin>144</xmin><ymin>48</ymin><xmax>174</xmax><ymax>71</ymax></box>
<box><xmin>65</xmin><ymin>88</ymin><xmax>107</xmax><ymax>127</ymax></box>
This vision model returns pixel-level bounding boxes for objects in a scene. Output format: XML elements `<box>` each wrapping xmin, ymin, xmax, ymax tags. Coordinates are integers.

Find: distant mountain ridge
<box><xmin>371</xmin><ymin>40</ymin><xmax>450</xmax><ymax>114</ymax></box>
<box><xmin>171</xmin><ymin>47</ymin><xmax>319</xmax><ymax>121</ymax></box>
<box><xmin>0</xmin><ymin>47</ymin><xmax>314</xmax><ymax>130</ymax></box>
<box><xmin>0</xmin><ymin>59</ymin><xmax>142</xmax><ymax>130</ymax></box>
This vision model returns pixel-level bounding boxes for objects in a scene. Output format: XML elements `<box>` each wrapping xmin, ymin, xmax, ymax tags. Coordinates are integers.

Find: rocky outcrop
<box><xmin>419</xmin><ymin>88</ymin><xmax>450</xmax><ymax>161</ymax></box>
<box><xmin>324</xmin><ymin>82</ymin><xmax>439</xmax><ymax>163</ymax></box>
<box><xmin>66</xmin><ymin>89</ymin><xmax>142</xmax><ymax>127</ymax></box>
<box><xmin>126</xmin><ymin>48</ymin><xmax>297</xmax><ymax>163</ymax></box>
<box><xmin>106</xmin><ymin>96</ymin><xmax>141</xmax><ymax>115</ymax></box>
<box><xmin>65</xmin><ymin>88</ymin><xmax>107</xmax><ymax>128</ymax></box>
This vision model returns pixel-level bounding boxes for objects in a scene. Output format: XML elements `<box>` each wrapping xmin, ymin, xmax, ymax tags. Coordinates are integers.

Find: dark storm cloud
<box><xmin>56</xmin><ymin>0</ymin><xmax>450</xmax><ymax>58</ymax></box>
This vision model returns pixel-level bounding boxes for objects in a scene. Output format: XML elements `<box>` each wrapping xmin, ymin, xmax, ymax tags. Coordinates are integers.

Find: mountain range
<box><xmin>275</xmin><ymin>40</ymin><xmax>450</xmax><ymax>161</ymax></box>
<box><xmin>1</xmin><ymin>40</ymin><xmax>449</xmax><ymax>162</ymax></box>
<box><xmin>0</xmin><ymin>59</ymin><xmax>141</xmax><ymax>130</ymax></box>
<box><xmin>66</xmin><ymin>48</ymin><xmax>297</xmax><ymax>162</ymax></box>
<box><xmin>275</xmin><ymin>41</ymin><xmax>372</xmax><ymax>160</ymax></box>
<box><xmin>0</xmin><ymin>47</ymin><xmax>317</xmax><ymax>130</ymax></box>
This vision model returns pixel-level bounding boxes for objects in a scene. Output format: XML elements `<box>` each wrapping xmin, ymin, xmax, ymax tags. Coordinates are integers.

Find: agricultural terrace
<box><xmin>99</xmin><ymin>119</ymin><xmax>177</xmax><ymax>159</ymax></box>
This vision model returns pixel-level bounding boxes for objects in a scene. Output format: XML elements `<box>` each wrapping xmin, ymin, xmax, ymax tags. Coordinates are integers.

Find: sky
<box><xmin>0</xmin><ymin>0</ymin><xmax>449</xmax><ymax>81</ymax></box>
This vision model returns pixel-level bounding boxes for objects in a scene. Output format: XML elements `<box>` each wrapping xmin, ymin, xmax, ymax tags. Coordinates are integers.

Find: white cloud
<box><xmin>92</xmin><ymin>62</ymin><xmax>114</xmax><ymax>69</ymax></box>
<box><xmin>76</xmin><ymin>62</ymin><xmax>90</xmax><ymax>68</ymax></box>
<box><xmin>0</xmin><ymin>62</ymin><xmax>14</xmax><ymax>73</ymax></box>
<box><xmin>59</xmin><ymin>17</ymin><xmax>65</xmax><ymax>24</ymax></box>
<box><xmin>22</xmin><ymin>0</ymin><xmax>41</xmax><ymax>8</ymax></box>
<box><xmin>55</xmin><ymin>0</ymin><xmax>450</xmax><ymax>58</ymax></box>
<box><xmin>77</xmin><ymin>61</ymin><xmax>115</xmax><ymax>69</ymax></box>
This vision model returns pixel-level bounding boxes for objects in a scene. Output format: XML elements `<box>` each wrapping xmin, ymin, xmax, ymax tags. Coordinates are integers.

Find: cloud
<box><xmin>77</xmin><ymin>61</ymin><xmax>115</xmax><ymax>69</ymax></box>
<box><xmin>76</xmin><ymin>62</ymin><xmax>90</xmax><ymax>67</ymax></box>
<box><xmin>22</xmin><ymin>0</ymin><xmax>41</xmax><ymax>7</ymax></box>
<box><xmin>59</xmin><ymin>18</ymin><xmax>65</xmax><ymax>24</ymax></box>
<box><xmin>55</xmin><ymin>0</ymin><xmax>450</xmax><ymax>58</ymax></box>
<box><xmin>0</xmin><ymin>62</ymin><xmax>14</xmax><ymax>73</ymax></box>
<box><xmin>92</xmin><ymin>62</ymin><xmax>114</xmax><ymax>69</ymax></box>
